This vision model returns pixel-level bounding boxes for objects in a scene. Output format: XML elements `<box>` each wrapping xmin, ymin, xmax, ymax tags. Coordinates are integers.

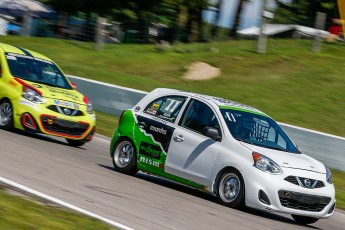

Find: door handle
<box><xmin>174</xmin><ymin>135</ymin><xmax>184</xmax><ymax>142</ymax></box>
<box><xmin>138</xmin><ymin>121</ymin><xmax>147</xmax><ymax>129</ymax></box>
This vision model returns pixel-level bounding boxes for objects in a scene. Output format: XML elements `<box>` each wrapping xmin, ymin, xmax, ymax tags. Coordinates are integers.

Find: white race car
<box><xmin>110</xmin><ymin>88</ymin><xmax>335</xmax><ymax>225</ymax></box>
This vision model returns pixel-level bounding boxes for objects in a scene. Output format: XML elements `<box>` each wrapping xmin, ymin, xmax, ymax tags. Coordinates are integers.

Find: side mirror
<box><xmin>202</xmin><ymin>126</ymin><xmax>221</xmax><ymax>141</ymax></box>
<box><xmin>71</xmin><ymin>82</ymin><xmax>77</xmax><ymax>89</ymax></box>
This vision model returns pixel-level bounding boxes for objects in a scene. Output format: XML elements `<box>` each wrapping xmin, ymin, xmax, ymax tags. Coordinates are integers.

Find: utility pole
<box><xmin>256</xmin><ymin>0</ymin><xmax>269</xmax><ymax>54</ymax></box>
<box><xmin>312</xmin><ymin>12</ymin><xmax>326</xmax><ymax>52</ymax></box>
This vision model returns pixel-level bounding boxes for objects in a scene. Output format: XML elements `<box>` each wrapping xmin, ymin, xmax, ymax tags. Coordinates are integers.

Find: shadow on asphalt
<box><xmin>7</xmin><ymin>129</ymin><xmax>86</xmax><ymax>149</ymax></box>
<box><xmin>98</xmin><ymin>164</ymin><xmax>320</xmax><ymax>229</ymax></box>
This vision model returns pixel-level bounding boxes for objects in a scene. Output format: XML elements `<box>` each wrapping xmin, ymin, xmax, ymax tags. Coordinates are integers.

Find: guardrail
<box><xmin>68</xmin><ymin>75</ymin><xmax>345</xmax><ymax>172</ymax></box>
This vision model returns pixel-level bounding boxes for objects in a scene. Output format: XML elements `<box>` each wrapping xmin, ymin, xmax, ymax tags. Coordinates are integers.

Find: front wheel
<box><xmin>291</xmin><ymin>215</ymin><xmax>319</xmax><ymax>225</ymax></box>
<box><xmin>112</xmin><ymin>138</ymin><xmax>138</xmax><ymax>175</ymax></box>
<box><xmin>0</xmin><ymin>99</ymin><xmax>13</xmax><ymax>130</ymax></box>
<box><xmin>216</xmin><ymin>168</ymin><xmax>245</xmax><ymax>209</ymax></box>
<box><xmin>66</xmin><ymin>138</ymin><xmax>86</xmax><ymax>147</ymax></box>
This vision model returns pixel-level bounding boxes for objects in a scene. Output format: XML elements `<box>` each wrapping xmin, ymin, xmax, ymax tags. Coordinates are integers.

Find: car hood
<box><xmin>23</xmin><ymin>80</ymin><xmax>84</xmax><ymax>104</ymax></box>
<box><xmin>240</xmin><ymin>142</ymin><xmax>326</xmax><ymax>173</ymax></box>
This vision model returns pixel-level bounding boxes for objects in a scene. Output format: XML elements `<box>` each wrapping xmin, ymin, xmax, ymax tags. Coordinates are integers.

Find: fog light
<box><xmin>258</xmin><ymin>190</ymin><xmax>271</xmax><ymax>205</ymax></box>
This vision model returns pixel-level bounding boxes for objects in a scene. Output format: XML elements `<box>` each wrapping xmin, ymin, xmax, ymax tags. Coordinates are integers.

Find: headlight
<box><xmin>252</xmin><ymin>152</ymin><xmax>283</xmax><ymax>174</ymax></box>
<box><xmin>23</xmin><ymin>86</ymin><xmax>45</xmax><ymax>104</ymax></box>
<box><xmin>83</xmin><ymin>96</ymin><xmax>93</xmax><ymax>114</ymax></box>
<box><xmin>325</xmin><ymin>166</ymin><xmax>332</xmax><ymax>184</ymax></box>
<box><xmin>87</xmin><ymin>102</ymin><xmax>93</xmax><ymax>114</ymax></box>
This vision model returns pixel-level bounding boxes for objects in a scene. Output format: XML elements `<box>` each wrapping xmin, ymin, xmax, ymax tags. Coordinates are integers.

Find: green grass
<box><xmin>0</xmin><ymin>187</ymin><xmax>113</xmax><ymax>229</ymax></box>
<box><xmin>1</xmin><ymin>36</ymin><xmax>345</xmax><ymax>137</ymax></box>
<box><xmin>333</xmin><ymin>170</ymin><xmax>345</xmax><ymax>210</ymax></box>
<box><xmin>96</xmin><ymin>111</ymin><xmax>119</xmax><ymax>137</ymax></box>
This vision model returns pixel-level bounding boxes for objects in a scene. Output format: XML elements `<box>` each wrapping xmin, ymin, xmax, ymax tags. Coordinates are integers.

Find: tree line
<box><xmin>38</xmin><ymin>0</ymin><xmax>340</xmax><ymax>43</ymax></box>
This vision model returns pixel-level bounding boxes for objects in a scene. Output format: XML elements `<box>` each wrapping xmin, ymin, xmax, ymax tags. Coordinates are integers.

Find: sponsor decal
<box><xmin>149</xmin><ymin>125</ymin><xmax>167</xmax><ymax>135</ymax></box>
<box><xmin>137</xmin><ymin>115</ymin><xmax>175</xmax><ymax>153</ymax></box>
<box><xmin>152</xmin><ymin>116</ymin><xmax>168</xmax><ymax>125</ymax></box>
<box><xmin>139</xmin><ymin>142</ymin><xmax>161</xmax><ymax>159</ymax></box>
<box><xmin>91</xmin><ymin>114</ymin><xmax>96</xmax><ymax>120</ymax></box>
<box><xmin>6</xmin><ymin>55</ymin><xmax>17</xmax><ymax>60</ymax></box>
<box><xmin>54</xmin><ymin>100</ymin><xmax>79</xmax><ymax>109</ymax></box>
<box><xmin>19</xmin><ymin>99</ymin><xmax>35</xmax><ymax>107</ymax></box>
<box><xmin>32</xmin><ymin>84</ymin><xmax>43</xmax><ymax>88</ymax></box>
<box><xmin>146</xmin><ymin>108</ymin><xmax>157</xmax><ymax>115</ymax></box>
<box><xmin>47</xmin><ymin>118</ymin><xmax>54</xmax><ymax>125</ymax></box>
<box><xmin>48</xmin><ymin>87</ymin><xmax>79</xmax><ymax>101</ymax></box>
<box><xmin>6</xmin><ymin>52</ymin><xmax>52</xmax><ymax>64</ymax></box>
<box><xmin>8</xmin><ymin>80</ymin><xmax>18</xmax><ymax>87</ymax></box>
<box><xmin>139</xmin><ymin>156</ymin><xmax>160</xmax><ymax>167</ymax></box>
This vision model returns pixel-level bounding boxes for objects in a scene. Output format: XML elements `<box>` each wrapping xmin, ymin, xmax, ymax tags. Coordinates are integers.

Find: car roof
<box><xmin>0</xmin><ymin>43</ymin><xmax>53</xmax><ymax>62</ymax></box>
<box><xmin>151</xmin><ymin>88</ymin><xmax>269</xmax><ymax>117</ymax></box>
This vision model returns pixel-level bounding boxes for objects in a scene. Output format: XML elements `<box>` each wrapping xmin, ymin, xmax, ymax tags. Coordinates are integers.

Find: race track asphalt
<box><xmin>0</xmin><ymin>129</ymin><xmax>344</xmax><ymax>230</ymax></box>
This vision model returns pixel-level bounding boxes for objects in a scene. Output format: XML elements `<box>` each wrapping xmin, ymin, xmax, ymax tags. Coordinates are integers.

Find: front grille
<box><xmin>284</xmin><ymin>176</ymin><xmax>325</xmax><ymax>189</ymax></box>
<box><xmin>41</xmin><ymin>115</ymin><xmax>89</xmax><ymax>138</ymax></box>
<box><xmin>47</xmin><ymin>105</ymin><xmax>84</xmax><ymax>116</ymax></box>
<box><xmin>278</xmin><ymin>190</ymin><xmax>331</xmax><ymax>212</ymax></box>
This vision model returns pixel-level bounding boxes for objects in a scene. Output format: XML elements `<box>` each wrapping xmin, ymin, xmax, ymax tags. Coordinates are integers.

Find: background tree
<box><xmin>273</xmin><ymin>0</ymin><xmax>339</xmax><ymax>28</ymax></box>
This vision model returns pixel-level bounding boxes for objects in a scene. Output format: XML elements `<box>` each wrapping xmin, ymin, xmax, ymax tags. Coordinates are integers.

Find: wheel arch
<box><xmin>211</xmin><ymin>165</ymin><xmax>245</xmax><ymax>194</ymax></box>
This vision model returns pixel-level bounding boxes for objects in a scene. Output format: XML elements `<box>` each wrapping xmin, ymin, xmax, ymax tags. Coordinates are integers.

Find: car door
<box><xmin>134</xmin><ymin>95</ymin><xmax>187</xmax><ymax>173</ymax></box>
<box><xmin>165</xmin><ymin>99</ymin><xmax>222</xmax><ymax>186</ymax></box>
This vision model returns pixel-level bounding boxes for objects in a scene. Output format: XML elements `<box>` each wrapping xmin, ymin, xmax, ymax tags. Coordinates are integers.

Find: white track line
<box><xmin>278</xmin><ymin>122</ymin><xmax>345</xmax><ymax>141</ymax></box>
<box><xmin>0</xmin><ymin>176</ymin><xmax>134</xmax><ymax>230</ymax></box>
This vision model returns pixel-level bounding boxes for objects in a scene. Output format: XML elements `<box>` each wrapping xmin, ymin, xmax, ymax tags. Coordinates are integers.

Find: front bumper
<box><xmin>244</xmin><ymin>166</ymin><xmax>336</xmax><ymax>219</ymax></box>
<box><xmin>13</xmin><ymin>97</ymin><xmax>96</xmax><ymax>140</ymax></box>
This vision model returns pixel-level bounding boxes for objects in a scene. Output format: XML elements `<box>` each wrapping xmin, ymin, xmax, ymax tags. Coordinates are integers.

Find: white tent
<box><xmin>238</xmin><ymin>24</ymin><xmax>329</xmax><ymax>38</ymax></box>
<box><xmin>0</xmin><ymin>0</ymin><xmax>56</xmax><ymax>18</ymax></box>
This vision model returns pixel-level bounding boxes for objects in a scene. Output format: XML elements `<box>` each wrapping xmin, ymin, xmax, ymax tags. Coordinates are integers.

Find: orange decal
<box><xmin>9</xmin><ymin>80</ymin><xmax>18</xmax><ymax>87</ymax></box>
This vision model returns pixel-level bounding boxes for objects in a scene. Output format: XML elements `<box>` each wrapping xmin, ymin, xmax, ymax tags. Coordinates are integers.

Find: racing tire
<box><xmin>66</xmin><ymin>139</ymin><xmax>86</xmax><ymax>147</ymax></box>
<box><xmin>112</xmin><ymin>138</ymin><xmax>138</xmax><ymax>175</ymax></box>
<box><xmin>0</xmin><ymin>99</ymin><xmax>14</xmax><ymax>131</ymax></box>
<box><xmin>216</xmin><ymin>168</ymin><xmax>245</xmax><ymax>209</ymax></box>
<box><xmin>291</xmin><ymin>215</ymin><xmax>319</xmax><ymax>225</ymax></box>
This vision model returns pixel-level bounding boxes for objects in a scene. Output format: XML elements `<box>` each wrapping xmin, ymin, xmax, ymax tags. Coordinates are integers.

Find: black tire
<box><xmin>215</xmin><ymin>168</ymin><xmax>245</xmax><ymax>209</ymax></box>
<box><xmin>66</xmin><ymin>139</ymin><xmax>86</xmax><ymax>147</ymax></box>
<box><xmin>291</xmin><ymin>215</ymin><xmax>319</xmax><ymax>225</ymax></box>
<box><xmin>0</xmin><ymin>99</ymin><xmax>13</xmax><ymax>130</ymax></box>
<box><xmin>112</xmin><ymin>138</ymin><xmax>138</xmax><ymax>175</ymax></box>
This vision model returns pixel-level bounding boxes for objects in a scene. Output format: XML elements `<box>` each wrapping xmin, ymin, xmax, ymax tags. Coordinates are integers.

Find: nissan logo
<box><xmin>304</xmin><ymin>179</ymin><xmax>311</xmax><ymax>187</ymax></box>
<box><xmin>63</xmin><ymin>108</ymin><xmax>72</xmax><ymax>115</ymax></box>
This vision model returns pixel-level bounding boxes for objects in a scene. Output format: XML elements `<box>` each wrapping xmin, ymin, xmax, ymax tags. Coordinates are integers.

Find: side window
<box><xmin>144</xmin><ymin>96</ymin><xmax>186</xmax><ymax>122</ymax></box>
<box><xmin>180</xmin><ymin>99</ymin><xmax>220</xmax><ymax>134</ymax></box>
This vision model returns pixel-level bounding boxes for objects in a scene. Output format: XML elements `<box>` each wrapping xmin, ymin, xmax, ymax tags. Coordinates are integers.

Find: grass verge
<box><xmin>0</xmin><ymin>186</ymin><xmax>113</xmax><ymax>229</ymax></box>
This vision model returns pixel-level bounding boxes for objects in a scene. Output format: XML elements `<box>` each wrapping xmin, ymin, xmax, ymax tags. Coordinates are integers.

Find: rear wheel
<box><xmin>0</xmin><ymin>99</ymin><xmax>13</xmax><ymax>130</ymax></box>
<box><xmin>66</xmin><ymin>139</ymin><xmax>86</xmax><ymax>147</ymax></box>
<box><xmin>112</xmin><ymin>138</ymin><xmax>138</xmax><ymax>175</ymax></box>
<box><xmin>216</xmin><ymin>168</ymin><xmax>245</xmax><ymax>209</ymax></box>
<box><xmin>291</xmin><ymin>215</ymin><xmax>319</xmax><ymax>225</ymax></box>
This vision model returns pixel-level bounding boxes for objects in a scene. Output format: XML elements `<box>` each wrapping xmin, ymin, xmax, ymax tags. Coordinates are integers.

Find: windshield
<box><xmin>221</xmin><ymin>109</ymin><xmax>299</xmax><ymax>154</ymax></box>
<box><xmin>5</xmin><ymin>52</ymin><xmax>72</xmax><ymax>90</ymax></box>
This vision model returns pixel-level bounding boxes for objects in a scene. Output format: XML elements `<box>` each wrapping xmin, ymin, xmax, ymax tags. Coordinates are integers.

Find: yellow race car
<box><xmin>0</xmin><ymin>43</ymin><xmax>96</xmax><ymax>147</ymax></box>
